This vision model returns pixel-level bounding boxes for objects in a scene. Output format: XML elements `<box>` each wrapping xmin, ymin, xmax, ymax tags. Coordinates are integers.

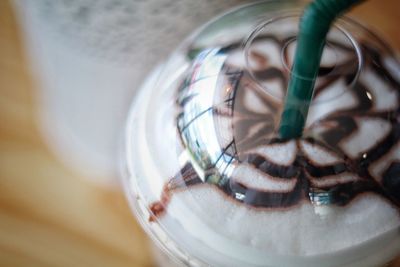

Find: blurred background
<box><xmin>1</xmin><ymin>0</ymin><xmax>153</xmax><ymax>265</ymax></box>
<box><xmin>0</xmin><ymin>0</ymin><xmax>399</xmax><ymax>266</ymax></box>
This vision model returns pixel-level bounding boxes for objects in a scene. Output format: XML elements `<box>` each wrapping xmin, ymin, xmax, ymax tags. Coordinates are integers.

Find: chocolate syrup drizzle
<box><xmin>150</xmin><ymin>34</ymin><xmax>400</xmax><ymax>218</ymax></box>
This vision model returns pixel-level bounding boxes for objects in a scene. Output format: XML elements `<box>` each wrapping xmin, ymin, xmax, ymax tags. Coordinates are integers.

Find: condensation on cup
<box><xmin>12</xmin><ymin>0</ymin><xmax>251</xmax><ymax>184</ymax></box>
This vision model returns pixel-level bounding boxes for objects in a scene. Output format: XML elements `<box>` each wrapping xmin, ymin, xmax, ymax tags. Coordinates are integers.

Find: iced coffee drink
<box><xmin>122</xmin><ymin>2</ymin><xmax>400</xmax><ymax>266</ymax></box>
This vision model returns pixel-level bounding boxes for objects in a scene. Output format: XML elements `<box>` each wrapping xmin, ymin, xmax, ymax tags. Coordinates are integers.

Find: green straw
<box><xmin>279</xmin><ymin>0</ymin><xmax>364</xmax><ymax>139</ymax></box>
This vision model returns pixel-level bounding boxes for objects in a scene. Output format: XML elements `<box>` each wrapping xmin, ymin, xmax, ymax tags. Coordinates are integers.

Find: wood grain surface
<box><xmin>0</xmin><ymin>0</ymin><xmax>399</xmax><ymax>267</ymax></box>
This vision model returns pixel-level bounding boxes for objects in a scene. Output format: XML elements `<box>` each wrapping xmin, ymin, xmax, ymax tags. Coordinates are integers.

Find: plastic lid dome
<box><xmin>122</xmin><ymin>1</ymin><xmax>400</xmax><ymax>266</ymax></box>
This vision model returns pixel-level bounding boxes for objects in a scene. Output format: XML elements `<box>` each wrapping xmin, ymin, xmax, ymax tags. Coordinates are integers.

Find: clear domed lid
<box><xmin>122</xmin><ymin>1</ymin><xmax>400</xmax><ymax>266</ymax></box>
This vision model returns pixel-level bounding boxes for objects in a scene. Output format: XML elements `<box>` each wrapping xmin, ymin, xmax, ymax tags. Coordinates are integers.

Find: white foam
<box><xmin>259</xmin><ymin>78</ymin><xmax>285</xmax><ymax>100</ymax></box>
<box><xmin>306</xmin><ymin>79</ymin><xmax>357</xmax><ymax>126</ymax></box>
<box><xmin>341</xmin><ymin>117</ymin><xmax>391</xmax><ymax>159</ymax></box>
<box><xmin>162</xmin><ymin>186</ymin><xmax>400</xmax><ymax>266</ymax></box>
<box><xmin>248</xmin><ymin>41</ymin><xmax>282</xmax><ymax>69</ymax></box>
<box><xmin>286</xmin><ymin>39</ymin><xmax>350</xmax><ymax>70</ymax></box>
<box><xmin>369</xmin><ymin>142</ymin><xmax>400</xmax><ymax>183</ymax></box>
<box><xmin>248</xmin><ymin>40</ymin><xmax>287</xmax><ymax>100</ymax></box>
<box><xmin>360</xmin><ymin>69</ymin><xmax>398</xmax><ymax>111</ymax></box>
<box><xmin>309</xmin><ymin>173</ymin><xmax>360</xmax><ymax>187</ymax></box>
<box><xmin>300</xmin><ymin>140</ymin><xmax>342</xmax><ymax>165</ymax></box>
<box><xmin>243</xmin><ymin>86</ymin><xmax>271</xmax><ymax>114</ymax></box>
<box><xmin>249</xmin><ymin>141</ymin><xmax>297</xmax><ymax>166</ymax></box>
<box><xmin>232</xmin><ymin>164</ymin><xmax>296</xmax><ymax>192</ymax></box>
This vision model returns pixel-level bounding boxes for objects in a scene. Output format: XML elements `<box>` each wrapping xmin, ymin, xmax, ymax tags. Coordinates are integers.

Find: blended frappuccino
<box><xmin>122</xmin><ymin>2</ymin><xmax>400</xmax><ymax>267</ymax></box>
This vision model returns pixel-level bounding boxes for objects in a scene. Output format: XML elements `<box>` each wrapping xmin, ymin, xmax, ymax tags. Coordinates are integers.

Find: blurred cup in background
<box><xmin>12</xmin><ymin>0</ymin><xmax>251</xmax><ymax>184</ymax></box>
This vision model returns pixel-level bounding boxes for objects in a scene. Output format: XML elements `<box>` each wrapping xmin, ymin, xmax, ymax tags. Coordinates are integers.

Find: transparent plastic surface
<box><xmin>122</xmin><ymin>1</ymin><xmax>400</xmax><ymax>266</ymax></box>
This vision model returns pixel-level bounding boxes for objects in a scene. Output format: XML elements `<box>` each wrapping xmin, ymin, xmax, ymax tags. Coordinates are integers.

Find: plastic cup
<box><xmin>13</xmin><ymin>0</ymin><xmax>250</xmax><ymax>183</ymax></box>
<box><xmin>121</xmin><ymin>1</ymin><xmax>400</xmax><ymax>266</ymax></box>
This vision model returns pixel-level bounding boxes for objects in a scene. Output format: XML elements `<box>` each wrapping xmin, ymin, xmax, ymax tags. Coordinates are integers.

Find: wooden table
<box><xmin>0</xmin><ymin>1</ymin><xmax>154</xmax><ymax>266</ymax></box>
<box><xmin>0</xmin><ymin>0</ymin><xmax>399</xmax><ymax>266</ymax></box>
